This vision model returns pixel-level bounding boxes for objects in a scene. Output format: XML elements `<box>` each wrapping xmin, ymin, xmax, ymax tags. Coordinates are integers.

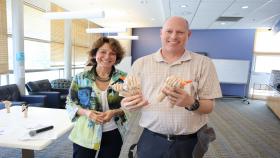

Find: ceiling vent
<box><xmin>216</xmin><ymin>16</ymin><xmax>243</xmax><ymax>22</ymax></box>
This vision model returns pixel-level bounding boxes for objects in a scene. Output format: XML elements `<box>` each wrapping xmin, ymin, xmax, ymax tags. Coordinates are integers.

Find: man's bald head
<box><xmin>162</xmin><ymin>16</ymin><xmax>189</xmax><ymax>31</ymax></box>
<box><xmin>160</xmin><ymin>16</ymin><xmax>191</xmax><ymax>55</ymax></box>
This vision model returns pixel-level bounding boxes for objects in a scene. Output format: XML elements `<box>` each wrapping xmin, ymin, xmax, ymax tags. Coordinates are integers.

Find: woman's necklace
<box><xmin>96</xmin><ymin>75</ymin><xmax>110</xmax><ymax>82</ymax></box>
<box><xmin>94</xmin><ymin>68</ymin><xmax>112</xmax><ymax>82</ymax></box>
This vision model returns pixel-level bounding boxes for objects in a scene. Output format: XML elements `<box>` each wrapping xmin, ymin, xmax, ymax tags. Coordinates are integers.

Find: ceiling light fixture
<box><xmin>107</xmin><ymin>35</ymin><xmax>139</xmax><ymax>40</ymax></box>
<box><xmin>44</xmin><ymin>10</ymin><xmax>105</xmax><ymax>20</ymax></box>
<box><xmin>181</xmin><ymin>5</ymin><xmax>187</xmax><ymax>8</ymax></box>
<box><xmin>242</xmin><ymin>6</ymin><xmax>248</xmax><ymax>9</ymax></box>
<box><xmin>86</xmin><ymin>27</ymin><xmax>127</xmax><ymax>33</ymax></box>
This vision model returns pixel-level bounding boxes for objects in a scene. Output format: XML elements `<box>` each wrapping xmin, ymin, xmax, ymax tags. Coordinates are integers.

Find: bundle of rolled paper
<box><xmin>22</xmin><ymin>104</ymin><xmax>28</xmax><ymax>118</ymax></box>
<box><xmin>111</xmin><ymin>76</ymin><xmax>141</xmax><ymax>97</ymax></box>
<box><xmin>157</xmin><ymin>75</ymin><xmax>192</xmax><ymax>103</ymax></box>
<box><xmin>2</xmin><ymin>100</ymin><xmax>12</xmax><ymax>113</ymax></box>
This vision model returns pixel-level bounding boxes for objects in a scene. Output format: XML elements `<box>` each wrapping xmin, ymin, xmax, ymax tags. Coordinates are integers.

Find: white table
<box><xmin>0</xmin><ymin>106</ymin><xmax>73</xmax><ymax>158</ymax></box>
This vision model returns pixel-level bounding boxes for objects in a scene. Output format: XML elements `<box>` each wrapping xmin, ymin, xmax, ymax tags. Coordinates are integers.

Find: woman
<box><xmin>66</xmin><ymin>37</ymin><xmax>127</xmax><ymax>158</ymax></box>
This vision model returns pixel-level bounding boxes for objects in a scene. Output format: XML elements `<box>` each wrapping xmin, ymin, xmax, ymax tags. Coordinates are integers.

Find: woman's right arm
<box><xmin>66</xmin><ymin>75</ymin><xmax>104</xmax><ymax>124</ymax></box>
<box><xmin>65</xmin><ymin>77</ymin><xmax>81</xmax><ymax>122</ymax></box>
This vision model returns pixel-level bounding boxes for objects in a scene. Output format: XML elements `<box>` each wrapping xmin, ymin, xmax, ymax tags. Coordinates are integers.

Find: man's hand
<box><xmin>121</xmin><ymin>94</ymin><xmax>149</xmax><ymax>111</ymax></box>
<box><xmin>162</xmin><ymin>86</ymin><xmax>194</xmax><ymax>108</ymax></box>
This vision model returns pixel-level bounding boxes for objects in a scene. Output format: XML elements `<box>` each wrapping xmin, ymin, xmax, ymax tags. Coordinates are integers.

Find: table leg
<box><xmin>22</xmin><ymin>149</ymin><xmax>34</xmax><ymax>158</ymax></box>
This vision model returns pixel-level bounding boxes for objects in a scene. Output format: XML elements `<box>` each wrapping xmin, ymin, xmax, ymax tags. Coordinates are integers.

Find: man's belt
<box><xmin>145</xmin><ymin>128</ymin><xmax>197</xmax><ymax>141</ymax></box>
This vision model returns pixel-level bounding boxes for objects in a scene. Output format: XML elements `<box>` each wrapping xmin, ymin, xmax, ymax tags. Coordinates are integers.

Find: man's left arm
<box><xmin>189</xmin><ymin>98</ymin><xmax>214</xmax><ymax>114</ymax></box>
<box><xmin>163</xmin><ymin>87</ymin><xmax>214</xmax><ymax>114</ymax></box>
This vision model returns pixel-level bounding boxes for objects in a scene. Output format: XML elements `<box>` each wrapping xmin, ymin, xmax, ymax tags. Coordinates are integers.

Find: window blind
<box><xmin>0</xmin><ymin>0</ymin><xmax>8</xmax><ymax>74</ymax></box>
<box><xmin>50</xmin><ymin>3</ymin><xmax>101</xmax><ymax>67</ymax></box>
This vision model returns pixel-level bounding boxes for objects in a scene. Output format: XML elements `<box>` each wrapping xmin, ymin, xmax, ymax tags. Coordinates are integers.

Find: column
<box><xmin>64</xmin><ymin>19</ymin><xmax>72</xmax><ymax>80</ymax></box>
<box><xmin>12</xmin><ymin>0</ymin><xmax>25</xmax><ymax>94</ymax></box>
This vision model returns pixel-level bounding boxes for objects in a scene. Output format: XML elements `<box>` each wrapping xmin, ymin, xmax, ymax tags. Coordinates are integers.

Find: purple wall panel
<box><xmin>132</xmin><ymin>28</ymin><xmax>256</xmax><ymax>97</ymax></box>
<box><xmin>188</xmin><ymin>29</ymin><xmax>254</xmax><ymax>60</ymax></box>
<box><xmin>132</xmin><ymin>28</ymin><xmax>161</xmax><ymax>61</ymax></box>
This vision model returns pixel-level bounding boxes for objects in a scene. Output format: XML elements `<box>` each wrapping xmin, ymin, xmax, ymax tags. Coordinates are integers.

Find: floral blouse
<box><xmin>66</xmin><ymin>67</ymin><xmax>127</xmax><ymax>150</ymax></box>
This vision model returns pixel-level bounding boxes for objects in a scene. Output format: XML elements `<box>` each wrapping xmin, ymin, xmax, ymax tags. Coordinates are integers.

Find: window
<box><xmin>253</xmin><ymin>29</ymin><xmax>280</xmax><ymax>73</ymax></box>
<box><xmin>254</xmin><ymin>55</ymin><xmax>280</xmax><ymax>73</ymax></box>
<box><xmin>24</xmin><ymin>5</ymin><xmax>50</xmax><ymax>40</ymax></box>
<box><xmin>6</xmin><ymin>2</ymin><xmax>51</xmax><ymax>70</ymax></box>
<box><xmin>1</xmin><ymin>1</ymin><xmax>104</xmax><ymax>86</ymax></box>
<box><xmin>8</xmin><ymin>38</ymin><xmax>50</xmax><ymax>69</ymax></box>
<box><xmin>254</xmin><ymin>30</ymin><xmax>280</xmax><ymax>53</ymax></box>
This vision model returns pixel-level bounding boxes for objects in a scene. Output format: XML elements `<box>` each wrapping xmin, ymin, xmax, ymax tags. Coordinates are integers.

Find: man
<box><xmin>121</xmin><ymin>16</ymin><xmax>222</xmax><ymax>158</ymax></box>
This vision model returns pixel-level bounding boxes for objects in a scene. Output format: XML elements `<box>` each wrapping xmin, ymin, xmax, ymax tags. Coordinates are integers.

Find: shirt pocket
<box><xmin>78</xmin><ymin>87</ymin><xmax>92</xmax><ymax>107</ymax></box>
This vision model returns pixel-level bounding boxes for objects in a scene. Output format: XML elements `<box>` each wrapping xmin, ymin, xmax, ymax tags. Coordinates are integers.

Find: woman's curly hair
<box><xmin>87</xmin><ymin>37</ymin><xmax>125</xmax><ymax>66</ymax></box>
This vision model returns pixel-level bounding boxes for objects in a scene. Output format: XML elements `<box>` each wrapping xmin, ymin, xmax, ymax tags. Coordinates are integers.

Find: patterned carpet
<box><xmin>1</xmin><ymin>99</ymin><xmax>279</xmax><ymax>158</ymax></box>
<box><xmin>205</xmin><ymin>99</ymin><xmax>280</xmax><ymax>158</ymax></box>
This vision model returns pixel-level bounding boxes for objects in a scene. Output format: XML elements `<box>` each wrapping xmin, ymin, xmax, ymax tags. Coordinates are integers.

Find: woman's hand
<box><xmin>100</xmin><ymin>110</ymin><xmax>115</xmax><ymax>123</ymax></box>
<box><xmin>87</xmin><ymin>110</ymin><xmax>105</xmax><ymax>124</ymax></box>
<box><xmin>79</xmin><ymin>108</ymin><xmax>125</xmax><ymax>124</ymax></box>
<box><xmin>88</xmin><ymin>110</ymin><xmax>120</xmax><ymax>124</ymax></box>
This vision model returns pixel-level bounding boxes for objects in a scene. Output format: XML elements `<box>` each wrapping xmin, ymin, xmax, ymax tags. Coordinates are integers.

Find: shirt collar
<box><xmin>153</xmin><ymin>48</ymin><xmax>192</xmax><ymax>63</ymax></box>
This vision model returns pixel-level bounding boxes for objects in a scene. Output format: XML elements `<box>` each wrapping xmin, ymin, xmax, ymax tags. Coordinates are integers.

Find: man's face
<box><xmin>160</xmin><ymin>17</ymin><xmax>191</xmax><ymax>54</ymax></box>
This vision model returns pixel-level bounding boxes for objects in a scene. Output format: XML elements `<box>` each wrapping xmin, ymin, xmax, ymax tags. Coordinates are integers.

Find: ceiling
<box><xmin>46</xmin><ymin>0</ymin><xmax>280</xmax><ymax>29</ymax></box>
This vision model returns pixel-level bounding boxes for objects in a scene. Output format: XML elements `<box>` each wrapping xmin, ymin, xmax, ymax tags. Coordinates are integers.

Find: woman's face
<box><xmin>95</xmin><ymin>43</ymin><xmax>117</xmax><ymax>69</ymax></box>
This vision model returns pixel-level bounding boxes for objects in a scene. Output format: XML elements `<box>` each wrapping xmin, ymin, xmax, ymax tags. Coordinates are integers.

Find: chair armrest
<box><xmin>0</xmin><ymin>103</ymin><xmax>4</xmax><ymax>109</ymax></box>
<box><xmin>29</xmin><ymin>91</ymin><xmax>60</xmax><ymax>96</ymax></box>
<box><xmin>11</xmin><ymin>101</ymin><xmax>27</xmax><ymax>106</ymax></box>
<box><xmin>0</xmin><ymin>102</ymin><xmax>26</xmax><ymax>108</ymax></box>
<box><xmin>29</xmin><ymin>91</ymin><xmax>61</xmax><ymax>108</ymax></box>
<box><xmin>52</xmin><ymin>88</ymin><xmax>69</xmax><ymax>94</ymax></box>
<box><xmin>21</xmin><ymin>95</ymin><xmax>47</xmax><ymax>107</ymax></box>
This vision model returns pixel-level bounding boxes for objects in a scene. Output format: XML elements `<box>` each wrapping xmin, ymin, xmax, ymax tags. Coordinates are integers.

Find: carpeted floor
<box><xmin>1</xmin><ymin>99</ymin><xmax>279</xmax><ymax>158</ymax></box>
<box><xmin>205</xmin><ymin>99</ymin><xmax>280</xmax><ymax>158</ymax></box>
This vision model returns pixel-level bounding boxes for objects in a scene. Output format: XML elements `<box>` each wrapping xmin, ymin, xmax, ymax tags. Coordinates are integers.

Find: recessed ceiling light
<box><xmin>181</xmin><ymin>5</ymin><xmax>187</xmax><ymax>8</ymax></box>
<box><xmin>242</xmin><ymin>6</ymin><xmax>248</xmax><ymax>9</ymax></box>
<box><xmin>221</xmin><ymin>22</ymin><xmax>226</xmax><ymax>25</ymax></box>
<box><xmin>151</xmin><ymin>18</ymin><xmax>155</xmax><ymax>21</ymax></box>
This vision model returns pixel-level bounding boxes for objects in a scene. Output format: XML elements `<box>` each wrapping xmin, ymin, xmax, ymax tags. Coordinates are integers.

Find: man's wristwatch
<box><xmin>185</xmin><ymin>99</ymin><xmax>200</xmax><ymax>111</ymax></box>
